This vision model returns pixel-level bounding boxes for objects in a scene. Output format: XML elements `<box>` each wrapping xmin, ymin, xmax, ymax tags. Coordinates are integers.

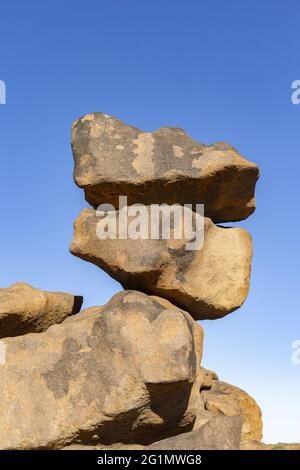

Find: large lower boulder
<box><xmin>72</xmin><ymin>112</ymin><xmax>259</xmax><ymax>223</ymax></box>
<box><xmin>195</xmin><ymin>368</ymin><xmax>263</xmax><ymax>442</ymax></box>
<box><xmin>147</xmin><ymin>416</ymin><xmax>243</xmax><ymax>450</ymax></box>
<box><xmin>0</xmin><ymin>290</ymin><xmax>203</xmax><ymax>449</ymax></box>
<box><xmin>62</xmin><ymin>416</ymin><xmax>242</xmax><ymax>451</ymax></box>
<box><xmin>0</xmin><ymin>282</ymin><xmax>83</xmax><ymax>338</ymax></box>
<box><xmin>70</xmin><ymin>208</ymin><xmax>252</xmax><ymax>320</ymax></box>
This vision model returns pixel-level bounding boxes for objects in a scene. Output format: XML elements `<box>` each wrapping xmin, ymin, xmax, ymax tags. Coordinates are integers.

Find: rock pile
<box><xmin>196</xmin><ymin>368</ymin><xmax>263</xmax><ymax>443</ymax></box>
<box><xmin>0</xmin><ymin>113</ymin><xmax>262</xmax><ymax>450</ymax></box>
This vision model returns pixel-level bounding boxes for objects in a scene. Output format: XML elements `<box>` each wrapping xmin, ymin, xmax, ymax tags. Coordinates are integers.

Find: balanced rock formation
<box><xmin>0</xmin><ymin>282</ymin><xmax>83</xmax><ymax>338</ymax></box>
<box><xmin>195</xmin><ymin>368</ymin><xmax>263</xmax><ymax>442</ymax></box>
<box><xmin>70</xmin><ymin>207</ymin><xmax>252</xmax><ymax>320</ymax></box>
<box><xmin>0</xmin><ymin>291</ymin><xmax>203</xmax><ymax>449</ymax></box>
<box><xmin>72</xmin><ymin>112</ymin><xmax>259</xmax><ymax>223</ymax></box>
<box><xmin>0</xmin><ymin>113</ymin><xmax>262</xmax><ymax>451</ymax></box>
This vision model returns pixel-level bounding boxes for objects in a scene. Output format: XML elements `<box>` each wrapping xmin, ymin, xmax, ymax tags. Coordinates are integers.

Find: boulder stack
<box><xmin>196</xmin><ymin>368</ymin><xmax>263</xmax><ymax>443</ymax></box>
<box><xmin>0</xmin><ymin>113</ymin><xmax>262</xmax><ymax>450</ymax></box>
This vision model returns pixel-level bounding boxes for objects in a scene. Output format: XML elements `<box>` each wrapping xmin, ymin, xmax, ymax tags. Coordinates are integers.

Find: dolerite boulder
<box><xmin>195</xmin><ymin>368</ymin><xmax>263</xmax><ymax>442</ymax></box>
<box><xmin>72</xmin><ymin>112</ymin><xmax>259</xmax><ymax>223</ymax></box>
<box><xmin>70</xmin><ymin>208</ymin><xmax>252</xmax><ymax>320</ymax></box>
<box><xmin>147</xmin><ymin>416</ymin><xmax>243</xmax><ymax>450</ymax></box>
<box><xmin>0</xmin><ymin>290</ymin><xmax>203</xmax><ymax>449</ymax></box>
<box><xmin>62</xmin><ymin>416</ymin><xmax>243</xmax><ymax>451</ymax></box>
<box><xmin>0</xmin><ymin>282</ymin><xmax>83</xmax><ymax>338</ymax></box>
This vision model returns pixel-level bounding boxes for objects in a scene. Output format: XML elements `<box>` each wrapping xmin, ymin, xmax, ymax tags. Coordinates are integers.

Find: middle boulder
<box><xmin>70</xmin><ymin>207</ymin><xmax>252</xmax><ymax>320</ymax></box>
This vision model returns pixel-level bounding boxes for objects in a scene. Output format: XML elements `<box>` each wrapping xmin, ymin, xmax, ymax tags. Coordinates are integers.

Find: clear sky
<box><xmin>0</xmin><ymin>0</ymin><xmax>299</xmax><ymax>443</ymax></box>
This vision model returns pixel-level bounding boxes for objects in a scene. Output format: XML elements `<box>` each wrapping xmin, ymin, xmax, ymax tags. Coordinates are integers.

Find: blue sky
<box><xmin>0</xmin><ymin>0</ymin><xmax>299</xmax><ymax>443</ymax></box>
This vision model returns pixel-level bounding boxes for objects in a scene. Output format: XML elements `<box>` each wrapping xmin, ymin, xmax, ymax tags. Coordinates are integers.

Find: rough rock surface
<box><xmin>70</xmin><ymin>208</ymin><xmax>252</xmax><ymax>320</ymax></box>
<box><xmin>147</xmin><ymin>416</ymin><xmax>242</xmax><ymax>450</ymax></box>
<box><xmin>195</xmin><ymin>368</ymin><xmax>263</xmax><ymax>442</ymax></box>
<box><xmin>0</xmin><ymin>290</ymin><xmax>203</xmax><ymax>449</ymax></box>
<box><xmin>62</xmin><ymin>416</ymin><xmax>242</xmax><ymax>451</ymax></box>
<box><xmin>0</xmin><ymin>282</ymin><xmax>83</xmax><ymax>338</ymax></box>
<box><xmin>72</xmin><ymin>112</ymin><xmax>259</xmax><ymax>223</ymax></box>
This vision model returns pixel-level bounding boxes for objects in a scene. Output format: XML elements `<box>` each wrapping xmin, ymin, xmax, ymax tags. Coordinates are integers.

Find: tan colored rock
<box><xmin>72</xmin><ymin>112</ymin><xmax>259</xmax><ymax>223</ymax></box>
<box><xmin>147</xmin><ymin>416</ymin><xmax>243</xmax><ymax>450</ymax></box>
<box><xmin>0</xmin><ymin>290</ymin><xmax>203</xmax><ymax>449</ymax></box>
<box><xmin>199</xmin><ymin>367</ymin><xmax>219</xmax><ymax>389</ymax></box>
<box><xmin>0</xmin><ymin>282</ymin><xmax>83</xmax><ymax>338</ymax></box>
<box><xmin>195</xmin><ymin>368</ymin><xmax>263</xmax><ymax>442</ymax></box>
<box><xmin>240</xmin><ymin>440</ymin><xmax>271</xmax><ymax>450</ymax></box>
<box><xmin>62</xmin><ymin>416</ymin><xmax>243</xmax><ymax>451</ymax></box>
<box><xmin>70</xmin><ymin>207</ymin><xmax>252</xmax><ymax>320</ymax></box>
<box><xmin>62</xmin><ymin>306</ymin><xmax>101</xmax><ymax>324</ymax></box>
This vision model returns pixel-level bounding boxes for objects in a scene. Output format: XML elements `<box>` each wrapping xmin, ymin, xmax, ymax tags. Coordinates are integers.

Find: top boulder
<box><xmin>72</xmin><ymin>113</ymin><xmax>259</xmax><ymax>223</ymax></box>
